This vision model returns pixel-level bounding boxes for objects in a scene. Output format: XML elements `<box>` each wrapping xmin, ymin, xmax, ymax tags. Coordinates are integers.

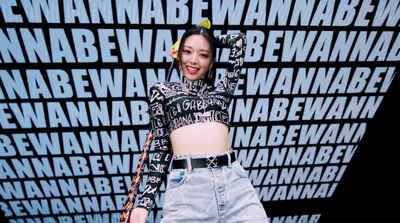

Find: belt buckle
<box><xmin>206</xmin><ymin>156</ymin><xmax>218</xmax><ymax>168</ymax></box>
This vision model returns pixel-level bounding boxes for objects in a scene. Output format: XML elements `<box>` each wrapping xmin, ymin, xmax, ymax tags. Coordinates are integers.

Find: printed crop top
<box><xmin>137</xmin><ymin>33</ymin><xmax>247</xmax><ymax>211</ymax></box>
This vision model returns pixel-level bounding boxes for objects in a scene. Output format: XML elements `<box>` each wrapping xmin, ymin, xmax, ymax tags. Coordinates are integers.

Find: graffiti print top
<box><xmin>137</xmin><ymin>33</ymin><xmax>247</xmax><ymax>211</ymax></box>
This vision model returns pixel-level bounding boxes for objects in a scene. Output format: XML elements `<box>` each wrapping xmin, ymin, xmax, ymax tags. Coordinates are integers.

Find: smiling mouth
<box><xmin>186</xmin><ymin>66</ymin><xmax>200</xmax><ymax>74</ymax></box>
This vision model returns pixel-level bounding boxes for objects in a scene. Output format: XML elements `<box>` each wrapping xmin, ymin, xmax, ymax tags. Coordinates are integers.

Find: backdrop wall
<box><xmin>0</xmin><ymin>1</ymin><xmax>399</xmax><ymax>222</ymax></box>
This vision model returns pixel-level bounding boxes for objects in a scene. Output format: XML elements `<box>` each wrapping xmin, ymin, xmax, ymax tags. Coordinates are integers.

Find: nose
<box><xmin>189</xmin><ymin>54</ymin><xmax>198</xmax><ymax>64</ymax></box>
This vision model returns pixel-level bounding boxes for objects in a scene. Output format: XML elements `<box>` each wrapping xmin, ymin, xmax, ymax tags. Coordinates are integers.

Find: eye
<box><xmin>200</xmin><ymin>53</ymin><xmax>209</xmax><ymax>58</ymax></box>
<box><xmin>183</xmin><ymin>49</ymin><xmax>191</xmax><ymax>55</ymax></box>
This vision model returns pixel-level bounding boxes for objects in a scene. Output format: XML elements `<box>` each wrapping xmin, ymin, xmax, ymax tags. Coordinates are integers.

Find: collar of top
<box><xmin>181</xmin><ymin>76</ymin><xmax>208</xmax><ymax>93</ymax></box>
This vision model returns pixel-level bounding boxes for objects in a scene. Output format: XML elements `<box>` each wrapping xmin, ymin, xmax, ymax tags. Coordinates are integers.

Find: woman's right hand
<box><xmin>129</xmin><ymin>208</ymin><xmax>149</xmax><ymax>223</ymax></box>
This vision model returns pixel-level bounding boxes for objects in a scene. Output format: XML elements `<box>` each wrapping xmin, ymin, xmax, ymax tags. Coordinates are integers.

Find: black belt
<box><xmin>172</xmin><ymin>153</ymin><xmax>236</xmax><ymax>169</ymax></box>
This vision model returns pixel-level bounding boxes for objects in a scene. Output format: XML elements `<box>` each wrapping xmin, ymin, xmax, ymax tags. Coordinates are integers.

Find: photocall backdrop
<box><xmin>0</xmin><ymin>0</ymin><xmax>399</xmax><ymax>222</ymax></box>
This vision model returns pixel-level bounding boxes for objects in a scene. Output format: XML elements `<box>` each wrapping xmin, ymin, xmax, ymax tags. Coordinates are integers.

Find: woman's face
<box><xmin>180</xmin><ymin>34</ymin><xmax>214</xmax><ymax>81</ymax></box>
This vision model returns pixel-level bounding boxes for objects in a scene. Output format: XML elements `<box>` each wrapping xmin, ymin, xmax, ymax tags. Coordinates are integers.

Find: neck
<box><xmin>181</xmin><ymin>76</ymin><xmax>207</xmax><ymax>92</ymax></box>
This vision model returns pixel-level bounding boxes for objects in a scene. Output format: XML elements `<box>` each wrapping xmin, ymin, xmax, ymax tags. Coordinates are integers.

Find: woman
<box><xmin>130</xmin><ymin>26</ymin><xmax>268</xmax><ymax>223</ymax></box>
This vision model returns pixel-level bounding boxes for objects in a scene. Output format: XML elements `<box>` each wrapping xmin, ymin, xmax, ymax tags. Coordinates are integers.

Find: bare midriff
<box><xmin>170</xmin><ymin>122</ymin><xmax>230</xmax><ymax>156</ymax></box>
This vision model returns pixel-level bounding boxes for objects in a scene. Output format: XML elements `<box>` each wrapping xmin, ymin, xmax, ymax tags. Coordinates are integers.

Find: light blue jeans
<box><xmin>161</xmin><ymin>160</ymin><xmax>268</xmax><ymax>223</ymax></box>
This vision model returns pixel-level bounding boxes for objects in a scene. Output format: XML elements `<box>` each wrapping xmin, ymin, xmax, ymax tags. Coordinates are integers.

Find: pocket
<box><xmin>167</xmin><ymin>170</ymin><xmax>188</xmax><ymax>190</ymax></box>
<box><xmin>232</xmin><ymin>161</ymin><xmax>248</xmax><ymax>178</ymax></box>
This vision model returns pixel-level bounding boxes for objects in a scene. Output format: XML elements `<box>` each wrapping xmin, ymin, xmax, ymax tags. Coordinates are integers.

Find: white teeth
<box><xmin>187</xmin><ymin>67</ymin><xmax>199</xmax><ymax>71</ymax></box>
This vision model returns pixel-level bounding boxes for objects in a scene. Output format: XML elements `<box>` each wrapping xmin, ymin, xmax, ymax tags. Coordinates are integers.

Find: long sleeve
<box><xmin>215</xmin><ymin>33</ymin><xmax>247</xmax><ymax>99</ymax></box>
<box><xmin>137</xmin><ymin>83</ymin><xmax>173</xmax><ymax>211</ymax></box>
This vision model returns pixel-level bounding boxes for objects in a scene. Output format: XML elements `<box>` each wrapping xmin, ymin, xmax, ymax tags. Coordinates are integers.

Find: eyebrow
<box><xmin>183</xmin><ymin>45</ymin><xmax>211</xmax><ymax>53</ymax></box>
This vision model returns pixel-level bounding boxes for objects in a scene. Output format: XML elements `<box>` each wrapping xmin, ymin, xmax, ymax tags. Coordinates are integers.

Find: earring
<box><xmin>208</xmin><ymin>68</ymin><xmax>213</xmax><ymax>79</ymax></box>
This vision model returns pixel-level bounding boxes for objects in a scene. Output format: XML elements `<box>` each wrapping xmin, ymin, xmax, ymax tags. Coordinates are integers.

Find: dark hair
<box><xmin>178</xmin><ymin>26</ymin><xmax>217</xmax><ymax>85</ymax></box>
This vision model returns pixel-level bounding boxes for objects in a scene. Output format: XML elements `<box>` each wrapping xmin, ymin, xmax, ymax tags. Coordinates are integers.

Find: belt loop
<box><xmin>186</xmin><ymin>157</ymin><xmax>192</xmax><ymax>173</ymax></box>
<box><xmin>225</xmin><ymin>151</ymin><xmax>232</xmax><ymax>167</ymax></box>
